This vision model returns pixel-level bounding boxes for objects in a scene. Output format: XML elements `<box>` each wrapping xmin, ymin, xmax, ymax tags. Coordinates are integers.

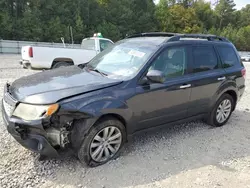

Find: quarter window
<box><xmin>192</xmin><ymin>46</ymin><xmax>218</xmax><ymax>73</ymax></box>
<box><xmin>149</xmin><ymin>47</ymin><xmax>187</xmax><ymax>79</ymax></box>
<box><xmin>216</xmin><ymin>46</ymin><xmax>239</xmax><ymax>68</ymax></box>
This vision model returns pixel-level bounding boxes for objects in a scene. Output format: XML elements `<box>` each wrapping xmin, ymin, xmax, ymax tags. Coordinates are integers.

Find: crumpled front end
<box><xmin>1</xmin><ymin>84</ymin><xmax>73</xmax><ymax>157</ymax></box>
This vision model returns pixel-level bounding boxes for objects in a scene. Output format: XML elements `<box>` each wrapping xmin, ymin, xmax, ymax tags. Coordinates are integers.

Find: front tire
<box><xmin>78</xmin><ymin>117</ymin><xmax>126</xmax><ymax>167</ymax></box>
<box><xmin>207</xmin><ymin>94</ymin><xmax>234</xmax><ymax>127</ymax></box>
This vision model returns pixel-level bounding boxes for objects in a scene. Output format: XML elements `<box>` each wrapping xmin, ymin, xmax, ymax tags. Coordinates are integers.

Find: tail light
<box><xmin>241</xmin><ymin>68</ymin><xmax>246</xmax><ymax>79</ymax></box>
<box><xmin>28</xmin><ymin>47</ymin><xmax>33</xmax><ymax>58</ymax></box>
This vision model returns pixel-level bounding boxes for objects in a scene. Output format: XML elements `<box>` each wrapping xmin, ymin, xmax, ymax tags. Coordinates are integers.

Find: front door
<box><xmin>128</xmin><ymin>45</ymin><xmax>192</xmax><ymax>132</ymax></box>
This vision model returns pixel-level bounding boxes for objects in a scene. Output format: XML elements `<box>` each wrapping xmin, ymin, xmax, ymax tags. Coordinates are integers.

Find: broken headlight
<box><xmin>13</xmin><ymin>103</ymin><xmax>59</xmax><ymax>121</ymax></box>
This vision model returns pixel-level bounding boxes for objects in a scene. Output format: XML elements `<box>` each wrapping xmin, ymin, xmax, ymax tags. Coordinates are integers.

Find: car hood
<box><xmin>9</xmin><ymin>66</ymin><xmax>122</xmax><ymax>104</ymax></box>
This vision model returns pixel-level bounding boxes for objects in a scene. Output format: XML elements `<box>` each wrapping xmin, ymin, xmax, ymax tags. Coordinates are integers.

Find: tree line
<box><xmin>0</xmin><ymin>0</ymin><xmax>250</xmax><ymax>51</ymax></box>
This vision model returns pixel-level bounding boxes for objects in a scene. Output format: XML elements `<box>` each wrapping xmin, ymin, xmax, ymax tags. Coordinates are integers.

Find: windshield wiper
<box><xmin>87</xmin><ymin>67</ymin><xmax>108</xmax><ymax>77</ymax></box>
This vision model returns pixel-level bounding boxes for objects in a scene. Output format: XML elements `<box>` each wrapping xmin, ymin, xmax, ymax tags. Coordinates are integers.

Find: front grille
<box><xmin>3</xmin><ymin>99</ymin><xmax>15</xmax><ymax>116</ymax></box>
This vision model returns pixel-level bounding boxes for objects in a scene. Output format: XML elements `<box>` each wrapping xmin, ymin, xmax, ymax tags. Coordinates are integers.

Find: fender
<box><xmin>209</xmin><ymin>80</ymin><xmax>238</xmax><ymax>110</ymax></box>
<box><xmin>57</xmin><ymin>95</ymin><xmax>133</xmax><ymax>149</ymax></box>
<box><xmin>77</xmin><ymin>96</ymin><xmax>133</xmax><ymax>122</ymax></box>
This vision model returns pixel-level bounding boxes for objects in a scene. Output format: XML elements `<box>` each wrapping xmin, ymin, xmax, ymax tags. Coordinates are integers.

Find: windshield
<box><xmin>86</xmin><ymin>41</ymin><xmax>157</xmax><ymax>80</ymax></box>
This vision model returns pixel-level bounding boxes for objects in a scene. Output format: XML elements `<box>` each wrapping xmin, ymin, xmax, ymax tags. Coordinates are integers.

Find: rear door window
<box><xmin>192</xmin><ymin>46</ymin><xmax>219</xmax><ymax>73</ymax></box>
<box><xmin>216</xmin><ymin>45</ymin><xmax>239</xmax><ymax>68</ymax></box>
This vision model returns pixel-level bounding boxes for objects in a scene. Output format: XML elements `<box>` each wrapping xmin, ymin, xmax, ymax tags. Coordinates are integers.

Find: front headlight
<box><xmin>13</xmin><ymin>103</ymin><xmax>59</xmax><ymax>121</ymax></box>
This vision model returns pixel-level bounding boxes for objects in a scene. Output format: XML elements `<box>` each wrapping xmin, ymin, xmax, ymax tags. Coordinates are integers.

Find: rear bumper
<box><xmin>1</xmin><ymin>101</ymin><xmax>59</xmax><ymax>157</ymax></box>
<box><xmin>19</xmin><ymin>60</ymin><xmax>31</xmax><ymax>68</ymax></box>
<box><xmin>238</xmin><ymin>86</ymin><xmax>245</xmax><ymax>102</ymax></box>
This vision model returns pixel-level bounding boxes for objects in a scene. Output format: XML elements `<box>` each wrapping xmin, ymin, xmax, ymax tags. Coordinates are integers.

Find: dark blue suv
<box><xmin>2</xmin><ymin>33</ymin><xmax>246</xmax><ymax>167</ymax></box>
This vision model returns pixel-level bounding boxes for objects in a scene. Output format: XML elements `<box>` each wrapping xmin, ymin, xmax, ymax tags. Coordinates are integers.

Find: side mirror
<box><xmin>146</xmin><ymin>70</ymin><xmax>164</xmax><ymax>83</ymax></box>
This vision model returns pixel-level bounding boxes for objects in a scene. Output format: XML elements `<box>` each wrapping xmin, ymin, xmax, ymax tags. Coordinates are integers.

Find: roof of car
<box><xmin>122</xmin><ymin>37</ymin><xmax>168</xmax><ymax>46</ymax></box>
<box><xmin>124</xmin><ymin>32</ymin><xmax>231</xmax><ymax>46</ymax></box>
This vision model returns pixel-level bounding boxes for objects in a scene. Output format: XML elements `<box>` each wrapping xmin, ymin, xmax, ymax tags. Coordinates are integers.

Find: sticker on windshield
<box><xmin>128</xmin><ymin>50</ymin><xmax>145</xmax><ymax>58</ymax></box>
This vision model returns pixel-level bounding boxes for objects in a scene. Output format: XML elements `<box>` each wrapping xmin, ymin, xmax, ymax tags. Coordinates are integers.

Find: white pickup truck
<box><xmin>20</xmin><ymin>37</ymin><xmax>114</xmax><ymax>69</ymax></box>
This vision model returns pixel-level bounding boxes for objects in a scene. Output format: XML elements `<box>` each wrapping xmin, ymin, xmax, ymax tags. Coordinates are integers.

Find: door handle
<box><xmin>217</xmin><ymin>76</ymin><xmax>226</xmax><ymax>81</ymax></box>
<box><xmin>180</xmin><ymin>84</ymin><xmax>191</xmax><ymax>89</ymax></box>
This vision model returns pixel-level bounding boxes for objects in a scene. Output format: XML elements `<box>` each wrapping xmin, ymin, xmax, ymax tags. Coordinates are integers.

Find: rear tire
<box><xmin>206</xmin><ymin>94</ymin><xmax>234</xmax><ymax>127</ymax></box>
<box><xmin>78</xmin><ymin>118</ymin><xmax>126</xmax><ymax>167</ymax></box>
<box><xmin>52</xmin><ymin>61</ymin><xmax>72</xmax><ymax>69</ymax></box>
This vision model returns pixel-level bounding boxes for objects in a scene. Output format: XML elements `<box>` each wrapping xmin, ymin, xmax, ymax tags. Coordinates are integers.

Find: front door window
<box><xmin>149</xmin><ymin>46</ymin><xmax>187</xmax><ymax>80</ymax></box>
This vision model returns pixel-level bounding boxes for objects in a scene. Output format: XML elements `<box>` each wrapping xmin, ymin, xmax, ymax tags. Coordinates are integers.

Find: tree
<box><xmin>215</xmin><ymin>0</ymin><xmax>236</xmax><ymax>29</ymax></box>
<box><xmin>97</xmin><ymin>21</ymin><xmax>122</xmax><ymax>41</ymax></box>
<box><xmin>74</xmin><ymin>11</ymin><xmax>87</xmax><ymax>43</ymax></box>
<box><xmin>130</xmin><ymin>0</ymin><xmax>157</xmax><ymax>33</ymax></box>
<box><xmin>0</xmin><ymin>12</ymin><xmax>12</xmax><ymax>39</ymax></box>
<box><xmin>193</xmin><ymin>0</ymin><xmax>216</xmax><ymax>32</ymax></box>
<box><xmin>220</xmin><ymin>24</ymin><xmax>237</xmax><ymax>42</ymax></box>
<box><xmin>235</xmin><ymin>26</ymin><xmax>250</xmax><ymax>51</ymax></box>
<box><xmin>168</xmin><ymin>5</ymin><xmax>202</xmax><ymax>33</ymax></box>
<box><xmin>19</xmin><ymin>10</ymin><xmax>42</xmax><ymax>41</ymax></box>
<box><xmin>155</xmin><ymin>0</ymin><xmax>172</xmax><ymax>32</ymax></box>
<box><xmin>42</xmin><ymin>17</ymin><xmax>67</xmax><ymax>42</ymax></box>
<box><xmin>0</xmin><ymin>0</ymin><xmax>250</xmax><ymax>50</ymax></box>
<box><xmin>178</xmin><ymin>0</ymin><xmax>195</xmax><ymax>8</ymax></box>
<box><xmin>96</xmin><ymin>0</ymin><xmax>156</xmax><ymax>39</ymax></box>
<box><xmin>238</xmin><ymin>4</ymin><xmax>250</xmax><ymax>28</ymax></box>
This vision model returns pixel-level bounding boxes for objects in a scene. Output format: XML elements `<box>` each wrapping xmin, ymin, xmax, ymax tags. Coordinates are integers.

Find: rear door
<box><xmin>215</xmin><ymin>44</ymin><xmax>246</xmax><ymax>100</ymax></box>
<box><xmin>187</xmin><ymin>44</ymin><xmax>226</xmax><ymax>116</ymax></box>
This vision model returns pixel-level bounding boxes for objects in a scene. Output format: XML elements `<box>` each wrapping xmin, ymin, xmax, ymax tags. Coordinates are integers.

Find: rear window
<box><xmin>192</xmin><ymin>46</ymin><xmax>218</xmax><ymax>73</ymax></box>
<box><xmin>81</xmin><ymin>39</ymin><xmax>95</xmax><ymax>50</ymax></box>
<box><xmin>216</xmin><ymin>45</ymin><xmax>239</xmax><ymax>68</ymax></box>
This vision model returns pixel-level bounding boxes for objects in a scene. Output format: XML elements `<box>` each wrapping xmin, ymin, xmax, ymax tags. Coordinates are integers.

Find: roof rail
<box><xmin>167</xmin><ymin>34</ymin><xmax>229</xmax><ymax>42</ymax></box>
<box><xmin>126</xmin><ymin>32</ymin><xmax>230</xmax><ymax>42</ymax></box>
<box><xmin>126</xmin><ymin>32</ymin><xmax>179</xmax><ymax>38</ymax></box>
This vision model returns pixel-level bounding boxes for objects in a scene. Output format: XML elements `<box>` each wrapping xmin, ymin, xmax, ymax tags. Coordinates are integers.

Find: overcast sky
<box><xmin>233</xmin><ymin>0</ymin><xmax>249</xmax><ymax>9</ymax></box>
<box><xmin>154</xmin><ymin>0</ymin><xmax>249</xmax><ymax>10</ymax></box>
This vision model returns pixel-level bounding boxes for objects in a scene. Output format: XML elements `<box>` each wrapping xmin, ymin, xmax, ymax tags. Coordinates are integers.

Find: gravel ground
<box><xmin>0</xmin><ymin>54</ymin><xmax>250</xmax><ymax>188</ymax></box>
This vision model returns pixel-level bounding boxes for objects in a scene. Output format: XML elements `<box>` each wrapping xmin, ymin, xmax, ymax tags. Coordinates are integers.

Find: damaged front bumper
<box><xmin>1</xmin><ymin>101</ymin><xmax>70</xmax><ymax>158</ymax></box>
